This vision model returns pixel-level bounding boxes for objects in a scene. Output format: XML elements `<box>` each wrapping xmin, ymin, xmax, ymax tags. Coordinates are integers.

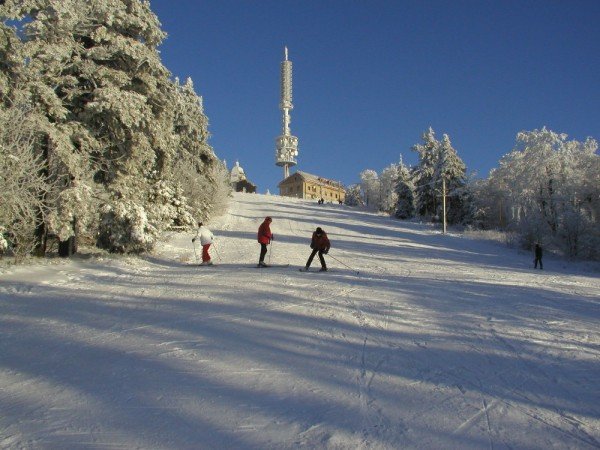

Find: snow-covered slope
<box><xmin>1</xmin><ymin>192</ymin><xmax>599</xmax><ymax>449</ymax></box>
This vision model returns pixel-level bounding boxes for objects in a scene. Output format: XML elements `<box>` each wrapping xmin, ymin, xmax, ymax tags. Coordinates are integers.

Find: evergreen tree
<box><xmin>1</xmin><ymin>0</ymin><xmax>227</xmax><ymax>254</ymax></box>
<box><xmin>434</xmin><ymin>134</ymin><xmax>471</xmax><ymax>224</ymax></box>
<box><xmin>412</xmin><ymin>127</ymin><xmax>440</xmax><ymax>218</ymax></box>
<box><xmin>169</xmin><ymin>78</ymin><xmax>229</xmax><ymax>221</ymax></box>
<box><xmin>395</xmin><ymin>159</ymin><xmax>415</xmax><ymax>219</ymax></box>
<box><xmin>344</xmin><ymin>184</ymin><xmax>364</xmax><ymax>207</ymax></box>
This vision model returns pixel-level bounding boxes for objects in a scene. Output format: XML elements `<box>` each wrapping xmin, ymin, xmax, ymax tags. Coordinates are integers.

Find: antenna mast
<box><xmin>275</xmin><ymin>46</ymin><xmax>298</xmax><ymax>179</ymax></box>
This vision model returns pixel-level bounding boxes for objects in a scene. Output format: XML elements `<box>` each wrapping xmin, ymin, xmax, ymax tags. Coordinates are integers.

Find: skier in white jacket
<box><xmin>192</xmin><ymin>222</ymin><xmax>214</xmax><ymax>265</ymax></box>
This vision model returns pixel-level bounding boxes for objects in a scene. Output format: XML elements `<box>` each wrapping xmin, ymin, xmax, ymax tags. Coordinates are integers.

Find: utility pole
<box><xmin>442</xmin><ymin>177</ymin><xmax>447</xmax><ymax>234</ymax></box>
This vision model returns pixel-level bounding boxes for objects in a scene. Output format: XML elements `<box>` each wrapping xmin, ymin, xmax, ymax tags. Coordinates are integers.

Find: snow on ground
<box><xmin>1</xmin><ymin>192</ymin><xmax>599</xmax><ymax>449</ymax></box>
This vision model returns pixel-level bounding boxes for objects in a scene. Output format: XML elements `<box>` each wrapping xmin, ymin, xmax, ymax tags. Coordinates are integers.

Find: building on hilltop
<box><xmin>278</xmin><ymin>171</ymin><xmax>345</xmax><ymax>203</ymax></box>
<box><xmin>230</xmin><ymin>161</ymin><xmax>256</xmax><ymax>193</ymax></box>
<box><xmin>273</xmin><ymin>48</ymin><xmax>343</xmax><ymax>203</ymax></box>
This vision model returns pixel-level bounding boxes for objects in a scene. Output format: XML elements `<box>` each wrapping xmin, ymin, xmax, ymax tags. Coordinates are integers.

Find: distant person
<box><xmin>192</xmin><ymin>222</ymin><xmax>214</xmax><ymax>265</ymax></box>
<box><xmin>257</xmin><ymin>216</ymin><xmax>273</xmax><ymax>267</ymax></box>
<box><xmin>534</xmin><ymin>243</ymin><xmax>543</xmax><ymax>270</ymax></box>
<box><xmin>304</xmin><ymin>227</ymin><xmax>330</xmax><ymax>272</ymax></box>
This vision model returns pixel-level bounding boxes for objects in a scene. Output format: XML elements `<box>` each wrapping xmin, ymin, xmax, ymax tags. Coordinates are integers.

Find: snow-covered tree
<box><xmin>379</xmin><ymin>163</ymin><xmax>399</xmax><ymax>214</ymax></box>
<box><xmin>434</xmin><ymin>134</ymin><xmax>472</xmax><ymax>224</ymax></box>
<box><xmin>0</xmin><ymin>103</ymin><xmax>53</xmax><ymax>259</ymax></box>
<box><xmin>185</xmin><ymin>160</ymin><xmax>231</xmax><ymax>223</ymax></box>
<box><xmin>410</xmin><ymin>128</ymin><xmax>473</xmax><ymax>225</ymax></box>
<box><xmin>485</xmin><ymin>128</ymin><xmax>599</xmax><ymax>258</ymax></box>
<box><xmin>360</xmin><ymin>169</ymin><xmax>381</xmax><ymax>209</ymax></box>
<box><xmin>344</xmin><ymin>184</ymin><xmax>364</xmax><ymax>207</ymax></box>
<box><xmin>1</xmin><ymin>0</ymin><xmax>227</xmax><ymax>256</ymax></box>
<box><xmin>169</xmin><ymin>79</ymin><xmax>229</xmax><ymax>220</ymax></box>
<box><xmin>412</xmin><ymin>127</ymin><xmax>440</xmax><ymax>218</ymax></box>
<box><xmin>395</xmin><ymin>159</ymin><xmax>415</xmax><ymax>219</ymax></box>
<box><xmin>0</xmin><ymin>226</ymin><xmax>7</xmax><ymax>256</ymax></box>
<box><xmin>97</xmin><ymin>199</ymin><xmax>157</xmax><ymax>254</ymax></box>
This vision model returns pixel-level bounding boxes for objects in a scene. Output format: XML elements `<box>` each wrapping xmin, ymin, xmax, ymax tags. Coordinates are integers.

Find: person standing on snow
<box><xmin>192</xmin><ymin>222</ymin><xmax>214</xmax><ymax>265</ymax></box>
<box><xmin>304</xmin><ymin>227</ymin><xmax>330</xmax><ymax>271</ymax></box>
<box><xmin>257</xmin><ymin>216</ymin><xmax>273</xmax><ymax>267</ymax></box>
<box><xmin>534</xmin><ymin>243</ymin><xmax>543</xmax><ymax>270</ymax></box>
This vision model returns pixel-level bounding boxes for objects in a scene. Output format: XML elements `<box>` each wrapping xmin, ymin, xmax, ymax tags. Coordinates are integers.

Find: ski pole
<box><xmin>328</xmin><ymin>253</ymin><xmax>359</xmax><ymax>275</ymax></box>
<box><xmin>268</xmin><ymin>239</ymin><xmax>273</xmax><ymax>265</ymax></box>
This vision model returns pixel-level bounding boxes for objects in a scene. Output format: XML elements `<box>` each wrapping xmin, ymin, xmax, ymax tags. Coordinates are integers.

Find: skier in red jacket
<box><xmin>304</xmin><ymin>227</ymin><xmax>330</xmax><ymax>271</ymax></box>
<box><xmin>257</xmin><ymin>216</ymin><xmax>273</xmax><ymax>267</ymax></box>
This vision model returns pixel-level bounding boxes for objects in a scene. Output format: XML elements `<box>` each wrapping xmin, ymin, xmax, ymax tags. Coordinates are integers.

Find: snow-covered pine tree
<box><xmin>344</xmin><ymin>184</ymin><xmax>364</xmax><ymax>207</ymax></box>
<box><xmin>169</xmin><ymin>78</ymin><xmax>230</xmax><ymax>221</ymax></box>
<box><xmin>395</xmin><ymin>158</ymin><xmax>415</xmax><ymax>219</ymax></box>
<box><xmin>434</xmin><ymin>133</ymin><xmax>472</xmax><ymax>225</ymax></box>
<box><xmin>1</xmin><ymin>0</ymin><xmax>105</xmax><ymax>255</ymax></box>
<box><xmin>412</xmin><ymin>127</ymin><xmax>440</xmax><ymax>219</ymax></box>
<box><xmin>0</xmin><ymin>16</ymin><xmax>24</xmax><ymax>99</ymax></box>
<box><xmin>2</xmin><ymin>0</ymin><xmax>227</xmax><ymax>254</ymax></box>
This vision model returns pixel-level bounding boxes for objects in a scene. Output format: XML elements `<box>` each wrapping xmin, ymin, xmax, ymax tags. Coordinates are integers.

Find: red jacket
<box><xmin>257</xmin><ymin>220</ymin><xmax>272</xmax><ymax>244</ymax></box>
<box><xmin>311</xmin><ymin>232</ymin><xmax>330</xmax><ymax>251</ymax></box>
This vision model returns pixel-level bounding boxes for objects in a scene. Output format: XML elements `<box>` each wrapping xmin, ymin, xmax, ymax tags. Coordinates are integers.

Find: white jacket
<box><xmin>194</xmin><ymin>225</ymin><xmax>214</xmax><ymax>246</ymax></box>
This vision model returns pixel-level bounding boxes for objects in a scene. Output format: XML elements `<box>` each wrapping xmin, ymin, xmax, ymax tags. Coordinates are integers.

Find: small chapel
<box><xmin>229</xmin><ymin>161</ymin><xmax>256</xmax><ymax>193</ymax></box>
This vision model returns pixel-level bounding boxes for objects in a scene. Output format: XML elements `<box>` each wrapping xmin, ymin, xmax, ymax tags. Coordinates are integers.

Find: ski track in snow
<box><xmin>1</xmin><ymin>192</ymin><xmax>599</xmax><ymax>450</ymax></box>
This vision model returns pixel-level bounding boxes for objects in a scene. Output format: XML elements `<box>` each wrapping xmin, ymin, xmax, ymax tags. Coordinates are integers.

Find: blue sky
<box><xmin>151</xmin><ymin>0</ymin><xmax>600</xmax><ymax>193</ymax></box>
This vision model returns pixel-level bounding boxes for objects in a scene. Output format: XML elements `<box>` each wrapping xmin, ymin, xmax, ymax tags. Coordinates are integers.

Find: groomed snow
<box><xmin>1</xmin><ymin>192</ymin><xmax>599</xmax><ymax>449</ymax></box>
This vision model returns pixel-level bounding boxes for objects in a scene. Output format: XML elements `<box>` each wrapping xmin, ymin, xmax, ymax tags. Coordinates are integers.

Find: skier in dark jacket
<box><xmin>304</xmin><ymin>227</ymin><xmax>330</xmax><ymax>271</ymax></box>
<box><xmin>257</xmin><ymin>216</ymin><xmax>273</xmax><ymax>267</ymax></box>
<box><xmin>534</xmin><ymin>243</ymin><xmax>543</xmax><ymax>270</ymax></box>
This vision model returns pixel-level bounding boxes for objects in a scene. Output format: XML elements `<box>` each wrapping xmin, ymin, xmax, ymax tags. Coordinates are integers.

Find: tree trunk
<box><xmin>58</xmin><ymin>236</ymin><xmax>76</xmax><ymax>257</ymax></box>
<box><xmin>58</xmin><ymin>218</ymin><xmax>78</xmax><ymax>257</ymax></box>
<box><xmin>33</xmin><ymin>136</ymin><xmax>50</xmax><ymax>256</ymax></box>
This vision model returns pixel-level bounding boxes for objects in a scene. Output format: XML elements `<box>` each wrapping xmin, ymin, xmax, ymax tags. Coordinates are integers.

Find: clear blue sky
<box><xmin>150</xmin><ymin>0</ymin><xmax>600</xmax><ymax>193</ymax></box>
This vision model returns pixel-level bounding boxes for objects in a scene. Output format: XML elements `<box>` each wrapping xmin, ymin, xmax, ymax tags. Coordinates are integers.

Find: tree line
<box><xmin>345</xmin><ymin>127</ymin><xmax>599</xmax><ymax>260</ymax></box>
<box><xmin>0</xmin><ymin>0</ymin><xmax>230</xmax><ymax>260</ymax></box>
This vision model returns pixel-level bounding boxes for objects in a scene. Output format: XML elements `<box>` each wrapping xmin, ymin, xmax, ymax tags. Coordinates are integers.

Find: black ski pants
<box><xmin>534</xmin><ymin>257</ymin><xmax>543</xmax><ymax>269</ymax></box>
<box><xmin>259</xmin><ymin>243</ymin><xmax>268</xmax><ymax>263</ymax></box>
<box><xmin>306</xmin><ymin>248</ymin><xmax>326</xmax><ymax>269</ymax></box>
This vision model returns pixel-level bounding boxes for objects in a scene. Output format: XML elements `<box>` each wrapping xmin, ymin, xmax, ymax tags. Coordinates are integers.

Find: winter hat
<box><xmin>265</xmin><ymin>216</ymin><xmax>272</xmax><ymax>221</ymax></box>
<box><xmin>316</xmin><ymin>227</ymin><xmax>323</xmax><ymax>234</ymax></box>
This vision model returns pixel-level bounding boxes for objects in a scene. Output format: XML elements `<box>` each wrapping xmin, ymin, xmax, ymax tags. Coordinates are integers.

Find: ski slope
<box><xmin>1</xmin><ymin>192</ymin><xmax>599</xmax><ymax>449</ymax></box>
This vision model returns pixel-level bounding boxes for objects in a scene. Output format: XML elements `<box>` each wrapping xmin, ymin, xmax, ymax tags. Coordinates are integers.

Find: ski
<box><xmin>255</xmin><ymin>263</ymin><xmax>290</xmax><ymax>268</ymax></box>
<box><xmin>299</xmin><ymin>268</ymin><xmax>329</xmax><ymax>272</ymax></box>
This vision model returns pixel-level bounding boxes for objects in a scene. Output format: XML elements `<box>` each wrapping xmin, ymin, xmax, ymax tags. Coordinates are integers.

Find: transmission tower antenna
<box><xmin>275</xmin><ymin>46</ymin><xmax>298</xmax><ymax>179</ymax></box>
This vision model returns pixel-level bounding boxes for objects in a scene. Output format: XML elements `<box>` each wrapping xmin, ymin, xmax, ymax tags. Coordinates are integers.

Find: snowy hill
<box><xmin>1</xmin><ymin>192</ymin><xmax>599</xmax><ymax>449</ymax></box>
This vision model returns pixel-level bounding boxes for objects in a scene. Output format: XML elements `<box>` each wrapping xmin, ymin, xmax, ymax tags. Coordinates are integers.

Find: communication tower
<box><xmin>275</xmin><ymin>47</ymin><xmax>298</xmax><ymax>179</ymax></box>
